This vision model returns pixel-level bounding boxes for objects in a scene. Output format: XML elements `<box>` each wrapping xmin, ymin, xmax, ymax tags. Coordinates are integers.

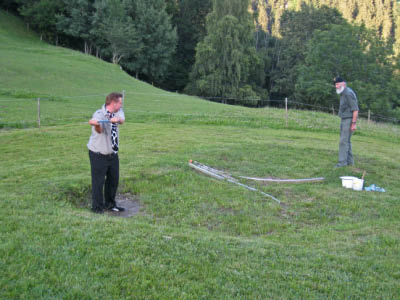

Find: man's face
<box><xmin>112</xmin><ymin>98</ymin><xmax>123</xmax><ymax>112</ymax></box>
<box><xmin>335</xmin><ymin>82</ymin><xmax>345</xmax><ymax>94</ymax></box>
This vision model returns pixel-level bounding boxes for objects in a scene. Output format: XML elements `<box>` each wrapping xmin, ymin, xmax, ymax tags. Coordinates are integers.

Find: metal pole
<box><xmin>122</xmin><ymin>90</ymin><xmax>125</xmax><ymax>106</ymax></box>
<box><xmin>189</xmin><ymin>161</ymin><xmax>281</xmax><ymax>204</ymax></box>
<box><xmin>332</xmin><ymin>104</ymin><xmax>335</xmax><ymax>115</ymax></box>
<box><xmin>285</xmin><ymin>97</ymin><xmax>288</xmax><ymax>127</ymax></box>
<box><xmin>37</xmin><ymin>98</ymin><xmax>40</xmax><ymax>128</ymax></box>
<box><xmin>368</xmin><ymin>109</ymin><xmax>370</xmax><ymax>124</ymax></box>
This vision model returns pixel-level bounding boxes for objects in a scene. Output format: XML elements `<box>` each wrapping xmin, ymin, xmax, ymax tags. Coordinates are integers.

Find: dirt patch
<box><xmin>106</xmin><ymin>192</ymin><xmax>142</xmax><ymax>218</ymax></box>
<box><xmin>57</xmin><ymin>184</ymin><xmax>142</xmax><ymax>217</ymax></box>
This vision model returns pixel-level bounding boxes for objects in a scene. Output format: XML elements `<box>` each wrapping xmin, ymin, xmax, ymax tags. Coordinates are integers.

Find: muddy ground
<box><xmin>106</xmin><ymin>192</ymin><xmax>142</xmax><ymax>218</ymax></box>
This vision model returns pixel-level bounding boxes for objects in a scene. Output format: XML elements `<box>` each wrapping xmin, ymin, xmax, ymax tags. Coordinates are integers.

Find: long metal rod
<box><xmin>240</xmin><ymin>176</ymin><xmax>324</xmax><ymax>183</ymax></box>
<box><xmin>189</xmin><ymin>161</ymin><xmax>281</xmax><ymax>204</ymax></box>
<box><xmin>225</xmin><ymin>178</ymin><xmax>281</xmax><ymax>204</ymax></box>
<box><xmin>189</xmin><ymin>162</ymin><xmax>225</xmax><ymax>180</ymax></box>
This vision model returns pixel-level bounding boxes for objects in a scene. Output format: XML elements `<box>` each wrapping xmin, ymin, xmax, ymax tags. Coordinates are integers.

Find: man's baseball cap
<box><xmin>333</xmin><ymin>76</ymin><xmax>345</xmax><ymax>84</ymax></box>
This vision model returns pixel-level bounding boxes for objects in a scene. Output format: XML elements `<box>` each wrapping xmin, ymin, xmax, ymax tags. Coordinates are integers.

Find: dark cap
<box><xmin>333</xmin><ymin>76</ymin><xmax>345</xmax><ymax>84</ymax></box>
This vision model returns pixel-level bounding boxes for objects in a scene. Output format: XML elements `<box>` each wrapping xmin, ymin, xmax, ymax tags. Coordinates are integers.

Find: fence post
<box><xmin>368</xmin><ymin>109</ymin><xmax>371</xmax><ymax>124</ymax></box>
<box><xmin>331</xmin><ymin>105</ymin><xmax>335</xmax><ymax>115</ymax></box>
<box><xmin>37</xmin><ymin>98</ymin><xmax>40</xmax><ymax>128</ymax></box>
<box><xmin>285</xmin><ymin>97</ymin><xmax>288</xmax><ymax>127</ymax></box>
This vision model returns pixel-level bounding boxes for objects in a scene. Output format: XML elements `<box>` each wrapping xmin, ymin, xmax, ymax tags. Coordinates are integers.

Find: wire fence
<box><xmin>200</xmin><ymin>96</ymin><xmax>399</xmax><ymax>124</ymax></box>
<box><xmin>0</xmin><ymin>91</ymin><xmax>399</xmax><ymax>129</ymax></box>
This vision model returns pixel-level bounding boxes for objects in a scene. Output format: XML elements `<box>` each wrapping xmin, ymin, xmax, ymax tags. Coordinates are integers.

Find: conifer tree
<box><xmin>160</xmin><ymin>0</ymin><xmax>212</xmax><ymax>91</ymax></box>
<box><xmin>253</xmin><ymin>0</ymin><xmax>398</xmax><ymax>44</ymax></box>
<box><xmin>394</xmin><ymin>0</ymin><xmax>400</xmax><ymax>54</ymax></box>
<box><xmin>186</xmin><ymin>0</ymin><xmax>259</xmax><ymax>101</ymax></box>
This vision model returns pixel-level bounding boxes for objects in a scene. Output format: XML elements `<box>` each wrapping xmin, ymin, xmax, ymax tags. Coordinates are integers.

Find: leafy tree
<box><xmin>91</xmin><ymin>0</ymin><xmax>140</xmax><ymax>64</ymax></box>
<box><xmin>186</xmin><ymin>0</ymin><xmax>259</xmax><ymax>102</ymax></box>
<box><xmin>121</xmin><ymin>0</ymin><xmax>177</xmax><ymax>83</ymax></box>
<box><xmin>296</xmin><ymin>23</ymin><xmax>396</xmax><ymax>117</ymax></box>
<box><xmin>271</xmin><ymin>3</ymin><xmax>345</xmax><ymax>99</ymax></box>
<box><xmin>56</xmin><ymin>0</ymin><xmax>96</xmax><ymax>54</ymax></box>
<box><xmin>0</xmin><ymin>0</ymin><xmax>19</xmax><ymax>12</ymax></box>
<box><xmin>16</xmin><ymin>0</ymin><xmax>64</xmax><ymax>43</ymax></box>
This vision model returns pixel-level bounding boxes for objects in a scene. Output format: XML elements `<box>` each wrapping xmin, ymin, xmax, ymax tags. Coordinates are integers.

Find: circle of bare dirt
<box><xmin>106</xmin><ymin>192</ymin><xmax>142</xmax><ymax>218</ymax></box>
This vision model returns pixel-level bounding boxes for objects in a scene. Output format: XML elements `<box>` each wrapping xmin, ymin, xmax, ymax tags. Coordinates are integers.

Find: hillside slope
<box><xmin>0</xmin><ymin>9</ymin><xmax>240</xmax><ymax>124</ymax></box>
<box><xmin>0</xmin><ymin>10</ymin><xmax>159</xmax><ymax>97</ymax></box>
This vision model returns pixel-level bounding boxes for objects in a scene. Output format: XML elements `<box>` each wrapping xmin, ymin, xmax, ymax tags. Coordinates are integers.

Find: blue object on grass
<box><xmin>364</xmin><ymin>184</ymin><xmax>385</xmax><ymax>192</ymax></box>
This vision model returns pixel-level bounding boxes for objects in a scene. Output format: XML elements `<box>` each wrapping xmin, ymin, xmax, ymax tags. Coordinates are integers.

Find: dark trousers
<box><xmin>89</xmin><ymin>150</ymin><xmax>119</xmax><ymax>211</ymax></box>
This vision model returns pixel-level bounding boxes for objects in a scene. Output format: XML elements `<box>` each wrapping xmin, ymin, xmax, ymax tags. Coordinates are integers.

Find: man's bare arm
<box><xmin>89</xmin><ymin>119</ymin><xmax>102</xmax><ymax>133</ymax></box>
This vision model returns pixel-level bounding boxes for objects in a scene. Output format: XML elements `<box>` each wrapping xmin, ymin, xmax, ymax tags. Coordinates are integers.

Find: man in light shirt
<box><xmin>88</xmin><ymin>92</ymin><xmax>125</xmax><ymax>213</ymax></box>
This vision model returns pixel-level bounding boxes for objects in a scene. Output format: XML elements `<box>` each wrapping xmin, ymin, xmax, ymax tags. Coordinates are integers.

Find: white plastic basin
<box><xmin>352</xmin><ymin>178</ymin><xmax>364</xmax><ymax>191</ymax></box>
<box><xmin>340</xmin><ymin>176</ymin><xmax>357</xmax><ymax>189</ymax></box>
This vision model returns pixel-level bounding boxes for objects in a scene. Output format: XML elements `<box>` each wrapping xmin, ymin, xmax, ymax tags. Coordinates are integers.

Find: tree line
<box><xmin>2</xmin><ymin>0</ymin><xmax>400</xmax><ymax>120</ymax></box>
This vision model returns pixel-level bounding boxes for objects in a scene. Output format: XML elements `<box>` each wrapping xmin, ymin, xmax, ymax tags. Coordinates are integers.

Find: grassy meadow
<box><xmin>1</xmin><ymin>10</ymin><xmax>400</xmax><ymax>299</ymax></box>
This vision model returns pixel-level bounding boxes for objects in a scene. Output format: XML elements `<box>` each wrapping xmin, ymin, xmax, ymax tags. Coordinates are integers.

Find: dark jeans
<box><xmin>89</xmin><ymin>150</ymin><xmax>119</xmax><ymax>212</ymax></box>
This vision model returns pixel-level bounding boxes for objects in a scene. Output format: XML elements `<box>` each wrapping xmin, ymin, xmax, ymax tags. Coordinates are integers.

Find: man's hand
<box><xmin>110</xmin><ymin>117</ymin><xmax>124</xmax><ymax>124</ymax></box>
<box><xmin>89</xmin><ymin>119</ymin><xmax>102</xmax><ymax>133</ymax></box>
<box><xmin>351</xmin><ymin>110</ymin><xmax>358</xmax><ymax>132</ymax></box>
<box><xmin>110</xmin><ymin>117</ymin><xmax>120</xmax><ymax>123</ymax></box>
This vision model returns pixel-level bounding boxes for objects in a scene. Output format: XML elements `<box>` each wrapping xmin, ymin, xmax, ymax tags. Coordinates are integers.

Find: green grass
<box><xmin>1</xmin><ymin>9</ymin><xmax>400</xmax><ymax>299</ymax></box>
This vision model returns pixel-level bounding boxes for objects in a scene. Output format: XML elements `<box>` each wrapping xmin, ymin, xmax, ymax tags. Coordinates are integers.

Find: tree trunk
<box><xmin>112</xmin><ymin>53</ymin><xmax>123</xmax><ymax>64</ymax></box>
<box><xmin>84</xmin><ymin>41</ymin><xmax>91</xmax><ymax>55</ymax></box>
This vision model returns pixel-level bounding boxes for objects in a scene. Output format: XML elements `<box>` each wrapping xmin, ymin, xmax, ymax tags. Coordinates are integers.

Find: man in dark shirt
<box><xmin>334</xmin><ymin>77</ymin><xmax>359</xmax><ymax>167</ymax></box>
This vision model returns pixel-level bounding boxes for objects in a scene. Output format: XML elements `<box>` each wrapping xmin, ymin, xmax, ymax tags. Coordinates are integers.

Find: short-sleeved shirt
<box><xmin>87</xmin><ymin>105</ymin><xmax>125</xmax><ymax>155</ymax></box>
<box><xmin>338</xmin><ymin>87</ymin><xmax>359</xmax><ymax>119</ymax></box>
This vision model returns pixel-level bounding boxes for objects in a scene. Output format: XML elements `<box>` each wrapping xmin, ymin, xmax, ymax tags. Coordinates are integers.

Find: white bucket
<box><xmin>340</xmin><ymin>176</ymin><xmax>357</xmax><ymax>189</ymax></box>
<box><xmin>352</xmin><ymin>178</ymin><xmax>364</xmax><ymax>191</ymax></box>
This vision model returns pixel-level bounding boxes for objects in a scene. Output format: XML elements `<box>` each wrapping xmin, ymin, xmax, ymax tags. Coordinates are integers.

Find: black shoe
<box><xmin>109</xmin><ymin>206</ymin><xmax>125</xmax><ymax>212</ymax></box>
<box><xmin>91</xmin><ymin>208</ymin><xmax>104</xmax><ymax>214</ymax></box>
